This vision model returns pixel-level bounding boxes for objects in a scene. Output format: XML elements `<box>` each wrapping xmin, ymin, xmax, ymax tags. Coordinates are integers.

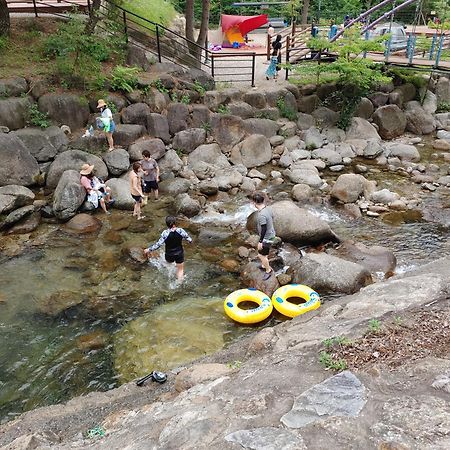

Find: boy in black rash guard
<box><xmin>144</xmin><ymin>216</ymin><xmax>192</xmax><ymax>281</ymax></box>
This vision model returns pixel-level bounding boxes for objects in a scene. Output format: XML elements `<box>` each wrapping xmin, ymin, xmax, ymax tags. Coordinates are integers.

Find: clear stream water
<box><xmin>0</xmin><ymin>147</ymin><xmax>449</xmax><ymax>424</ymax></box>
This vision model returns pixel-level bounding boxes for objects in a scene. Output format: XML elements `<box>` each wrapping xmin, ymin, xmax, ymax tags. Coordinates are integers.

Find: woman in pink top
<box><xmin>80</xmin><ymin>164</ymin><xmax>113</xmax><ymax>214</ymax></box>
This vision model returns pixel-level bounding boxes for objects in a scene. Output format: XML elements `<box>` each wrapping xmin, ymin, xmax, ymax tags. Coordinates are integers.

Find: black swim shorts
<box><xmin>143</xmin><ymin>180</ymin><xmax>158</xmax><ymax>193</ymax></box>
<box><xmin>165</xmin><ymin>251</ymin><xmax>184</xmax><ymax>264</ymax></box>
<box><xmin>258</xmin><ymin>242</ymin><xmax>271</xmax><ymax>256</ymax></box>
<box><xmin>131</xmin><ymin>194</ymin><xmax>142</xmax><ymax>203</ymax></box>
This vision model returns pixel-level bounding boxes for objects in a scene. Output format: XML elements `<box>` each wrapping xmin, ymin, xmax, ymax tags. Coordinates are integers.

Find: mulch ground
<box><xmin>324</xmin><ymin>298</ymin><xmax>450</xmax><ymax>371</ymax></box>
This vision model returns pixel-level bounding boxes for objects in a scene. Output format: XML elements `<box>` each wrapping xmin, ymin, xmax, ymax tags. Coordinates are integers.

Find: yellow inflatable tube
<box><xmin>224</xmin><ymin>288</ymin><xmax>273</xmax><ymax>324</ymax></box>
<box><xmin>271</xmin><ymin>284</ymin><xmax>320</xmax><ymax>318</ymax></box>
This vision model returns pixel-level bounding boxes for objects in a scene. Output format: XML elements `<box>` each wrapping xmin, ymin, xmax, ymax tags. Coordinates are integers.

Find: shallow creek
<box><xmin>0</xmin><ymin>148</ymin><xmax>449</xmax><ymax>424</ymax></box>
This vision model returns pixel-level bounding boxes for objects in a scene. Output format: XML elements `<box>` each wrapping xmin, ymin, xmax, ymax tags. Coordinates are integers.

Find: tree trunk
<box><xmin>301</xmin><ymin>0</ymin><xmax>310</xmax><ymax>26</ymax></box>
<box><xmin>196</xmin><ymin>0</ymin><xmax>210</xmax><ymax>48</ymax></box>
<box><xmin>85</xmin><ymin>0</ymin><xmax>101</xmax><ymax>35</ymax></box>
<box><xmin>185</xmin><ymin>0</ymin><xmax>195</xmax><ymax>42</ymax></box>
<box><xmin>0</xmin><ymin>0</ymin><xmax>10</xmax><ymax>37</ymax></box>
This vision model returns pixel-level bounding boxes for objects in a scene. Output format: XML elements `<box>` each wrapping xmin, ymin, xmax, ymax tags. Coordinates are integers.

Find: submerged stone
<box><xmin>113</xmin><ymin>297</ymin><xmax>228</xmax><ymax>382</ymax></box>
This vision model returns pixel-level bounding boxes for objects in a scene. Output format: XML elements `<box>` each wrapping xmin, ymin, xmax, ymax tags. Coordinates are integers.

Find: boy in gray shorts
<box><xmin>252</xmin><ymin>192</ymin><xmax>276</xmax><ymax>280</ymax></box>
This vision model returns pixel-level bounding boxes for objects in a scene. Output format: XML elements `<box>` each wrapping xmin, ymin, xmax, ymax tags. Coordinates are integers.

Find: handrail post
<box><xmin>33</xmin><ymin>0</ymin><xmax>38</xmax><ymax>17</ymax></box>
<box><xmin>87</xmin><ymin>0</ymin><xmax>91</xmax><ymax>13</ymax></box>
<box><xmin>429</xmin><ymin>32</ymin><xmax>437</xmax><ymax>60</ymax></box>
<box><xmin>267</xmin><ymin>34</ymin><xmax>271</xmax><ymax>61</ymax></box>
<box><xmin>434</xmin><ymin>34</ymin><xmax>444</xmax><ymax>68</ymax></box>
<box><xmin>285</xmin><ymin>48</ymin><xmax>289</xmax><ymax>81</ymax></box>
<box><xmin>122</xmin><ymin>11</ymin><xmax>128</xmax><ymax>43</ymax></box>
<box><xmin>211</xmin><ymin>54</ymin><xmax>215</xmax><ymax>80</ymax></box>
<box><xmin>156</xmin><ymin>25</ymin><xmax>162</xmax><ymax>63</ymax></box>
<box><xmin>251</xmin><ymin>53</ymin><xmax>255</xmax><ymax>87</ymax></box>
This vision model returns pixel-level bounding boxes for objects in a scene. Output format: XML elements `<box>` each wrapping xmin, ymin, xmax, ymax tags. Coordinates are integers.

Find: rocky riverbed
<box><xmin>0</xmin><ymin>66</ymin><xmax>449</xmax><ymax>448</ymax></box>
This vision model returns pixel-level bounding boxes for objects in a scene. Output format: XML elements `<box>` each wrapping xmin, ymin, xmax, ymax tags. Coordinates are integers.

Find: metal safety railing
<box><xmin>100</xmin><ymin>0</ymin><xmax>256</xmax><ymax>86</ymax></box>
<box><xmin>6</xmin><ymin>0</ymin><xmax>257</xmax><ymax>86</ymax></box>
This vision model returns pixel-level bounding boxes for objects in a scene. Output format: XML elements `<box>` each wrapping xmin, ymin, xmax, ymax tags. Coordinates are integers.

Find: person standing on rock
<box><xmin>97</xmin><ymin>99</ymin><xmax>115</xmax><ymax>152</ymax></box>
<box><xmin>140</xmin><ymin>149</ymin><xmax>160</xmax><ymax>205</ymax></box>
<box><xmin>80</xmin><ymin>163</ymin><xmax>113</xmax><ymax>215</ymax></box>
<box><xmin>130</xmin><ymin>162</ymin><xmax>145</xmax><ymax>220</ymax></box>
<box><xmin>252</xmin><ymin>192</ymin><xmax>276</xmax><ymax>280</ymax></box>
<box><xmin>144</xmin><ymin>216</ymin><xmax>192</xmax><ymax>282</ymax></box>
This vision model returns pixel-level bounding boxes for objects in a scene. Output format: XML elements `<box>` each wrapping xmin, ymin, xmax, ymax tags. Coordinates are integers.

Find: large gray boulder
<box><xmin>158</xmin><ymin>149</ymin><xmax>183</xmax><ymax>174</ymax></box>
<box><xmin>159</xmin><ymin>178</ymin><xmax>191</xmax><ymax>196</ymax></box>
<box><xmin>290</xmin><ymin>252</ymin><xmax>372</xmax><ymax>294</ymax></box>
<box><xmin>0</xmin><ymin>185</ymin><xmax>35</xmax><ymax>214</ymax></box>
<box><xmin>297</xmin><ymin>112</ymin><xmax>315</xmax><ymax>130</ymax></box>
<box><xmin>167</xmin><ymin>103</ymin><xmax>189</xmax><ymax>135</ymax></box>
<box><xmin>346</xmin><ymin>117</ymin><xmax>381</xmax><ymax>141</ymax></box>
<box><xmin>45</xmin><ymin>126</ymin><xmax>69</xmax><ymax>153</ymax></box>
<box><xmin>0</xmin><ymin>77</ymin><xmax>28</xmax><ymax>97</ymax></box>
<box><xmin>214</xmin><ymin>167</ymin><xmax>244</xmax><ymax>190</ymax></box>
<box><xmin>389</xmin><ymin>83</ymin><xmax>416</xmax><ymax>107</ymax></box>
<box><xmin>13</xmin><ymin>128</ymin><xmax>58</xmax><ymax>162</ymax></box>
<box><xmin>436</xmin><ymin>76</ymin><xmax>450</xmax><ymax>104</ymax></box>
<box><xmin>283</xmin><ymin>164</ymin><xmax>324</xmax><ymax>188</ymax></box>
<box><xmin>247</xmin><ymin>200</ymin><xmax>337</xmax><ymax>245</ymax></box>
<box><xmin>230</xmin><ymin>134</ymin><xmax>272</xmax><ymax>168</ymax></box>
<box><xmin>312</xmin><ymin>107</ymin><xmax>339</xmax><ymax>128</ymax></box>
<box><xmin>228</xmin><ymin>101</ymin><xmax>254</xmax><ymax>119</ymax></box>
<box><xmin>0</xmin><ymin>97</ymin><xmax>31</xmax><ymax>130</ymax></box>
<box><xmin>188</xmin><ymin>143</ymin><xmax>230</xmax><ymax>168</ymax></box>
<box><xmin>386</xmin><ymin>143</ymin><xmax>420</xmax><ymax>162</ymax></box>
<box><xmin>1</xmin><ymin>205</ymin><xmax>35</xmax><ymax>229</ymax></box>
<box><xmin>304</xmin><ymin>127</ymin><xmax>323</xmax><ymax>150</ymax></box>
<box><xmin>404</xmin><ymin>101</ymin><xmax>436</xmax><ymax>135</ymax></box>
<box><xmin>331</xmin><ymin>174</ymin><xmax>367</xmax><ymax>203</ymax></box>
<box><xmin>38</xmin><ymin>94</ymin><xmax>89</xmax><ymax>130</ymax></box>
<box><xmin>210</xmin><ymin>114</ymin><xmax>245</xmax><ymax>147</ymax></box>
<box><xmin>128</xmin><ymin>137</ymin><xmax>166</xmax><ymax>161</ymax></box>
<box><xmin>121</xmin><ymin>103</ymin><xmax>150</xmax><ymax>128</ymax></box>
<box><xmin>102</xmin><ymin>149</ymin><xmax>130</xmax><ymax>176</ymax></box>
<box><xmin>53</xmin><ymin>170</ymin><xmax>86</xmax><ymax>220</ymax></box>
<box><xmin>172</xmin><ymin>128</ymin><xmax>206</xmax><ymax>154</ymax></box>
<box><xmin>113</xmin><ymin>124</ymin><xmax>146</xmax><ymax>148</ymax></box>
<box><xmin>0</xmin><ymin>133</ymin><xmax>40</xmax><ymax>187</ymax></box>
<box><xmin>372</xmin><ymin>105</ymin><xmax>407</xmax><ymax>140</ymax></box>
<box><xmin>46</xmin><ymin>150</ymin><xmax>108</xmax><ymax>189</ymax></box>
<box><xmin>147</xmin><ymin>113</ymin><xmax>170</xmax><ymax>143</ymax></box>
<box><xmin>174</xmin><ymin>193</ymin><xmax>201</xmax><ymax>217</ymax></box>
<box><xmin>331</xmin><ymin>240</ymin><xmax>397</xmax><ymax>277</ymax></box>
<box><xmin>311</xmin><ymin>145</ymin><xmax>342</xmax><ymax>166</ymax></box>
<box><xmin>243</xmin><ymin>118</ymin><xmax>280</xmax><ymax>138</ymax></box>
<box><xmin>105</xmin><ymin>178</ymin><xmax>134</xmax><ymax>210</ymax></box>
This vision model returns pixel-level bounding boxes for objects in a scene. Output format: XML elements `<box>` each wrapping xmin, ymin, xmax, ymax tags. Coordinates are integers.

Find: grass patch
<box><xmin>0</xmin><ymin>18</ymin><xmax>59</xmax><ymax>79</ymax></box>
<box><xmin>116</xmin><ymin>0</ymin><xmax>176</xmax><ymax>28</ymax></box>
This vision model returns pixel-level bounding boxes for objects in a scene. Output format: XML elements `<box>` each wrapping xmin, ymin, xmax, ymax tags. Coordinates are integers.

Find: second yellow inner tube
<box><xmin>271</xmin><ymin>284</ymin><xmax>320</xmax><ymax>318</ymax></box>
<box><xmin>224</xmin><ymin>288</ymin><xmax>273</xmax><ymax>324</ymax></box>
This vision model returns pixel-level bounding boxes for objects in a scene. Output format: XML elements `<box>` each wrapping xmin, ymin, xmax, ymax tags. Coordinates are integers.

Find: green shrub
<box><xmin>217</xmin><ymin>104</ymin><xmax>230</xmax><ymax>114</ymax></box>
<box><xmin>110</xmin><ymin>66</ymin><xmax>140</xmax><ymax>92</ymax></box>
<box><xmin>42</xmin><ymin>15</ymin><xmax>125</xmax><ymax>88</ymax></box>
<box><xmin>437</xmin><ymin>102</ymin><xmax>450</xmax><ymax>113</ymax></box>
<box><xmin>387</xmin><ymin>68</ymin><xmax>427</xmax><ymax>89</ymax></box>
<box><xmin>0</xmin><ymin>36</ymin><xmax>8</xmax><ymax>52</ymax></box>
<box><xmin>193</xmin><ymin>81</ymin><xmax>206</xmax><ymax>96</ymax></box>
<box><xmin>27</xmin><ymin>104</ymin><xmax>50</xmax><ymax>128</ymax></box>
<box><xmin>276</xmin><ymin>97</ymin><xmax>297</xmax><ymax>121</ymax></box>
<box><xmin>153</xmin><ymin>79</ymin><xmax>169</xmax><ymax>95</ymax></box>
<box><xmin>319</xmin><ymin>351</ymin><xmax>347</xmax><ymax>371</ymax></box>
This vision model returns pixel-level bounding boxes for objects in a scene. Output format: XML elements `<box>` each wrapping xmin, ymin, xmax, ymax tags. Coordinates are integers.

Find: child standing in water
<box><xmin>129</xmin><ymin>162</ymin><xmax>145</xmax><ymax>220</ymax></box>
<box><xmin>144</xmin><ymin>216</ymin><xmax>192</xmax><ymax>282</ymax></box>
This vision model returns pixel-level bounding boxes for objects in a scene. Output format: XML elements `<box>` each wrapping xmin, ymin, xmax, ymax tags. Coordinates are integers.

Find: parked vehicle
<box><xmin>369</xmin><ymin>22</ymin><xmax>408</xmax><ymax>51</ymax></box>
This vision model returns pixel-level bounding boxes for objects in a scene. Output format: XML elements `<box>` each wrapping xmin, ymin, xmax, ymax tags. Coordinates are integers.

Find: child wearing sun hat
<box><xmin>97</xmin><ymin>99</ymin><xmax>115</xmax><ymax>151</ymax></box>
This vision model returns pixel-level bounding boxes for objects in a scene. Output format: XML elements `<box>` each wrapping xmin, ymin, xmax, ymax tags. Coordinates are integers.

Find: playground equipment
<box><xmin>221</xmin><ymin>14</ymin><xmax>268</xmax><ymax>47</ymax></box>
